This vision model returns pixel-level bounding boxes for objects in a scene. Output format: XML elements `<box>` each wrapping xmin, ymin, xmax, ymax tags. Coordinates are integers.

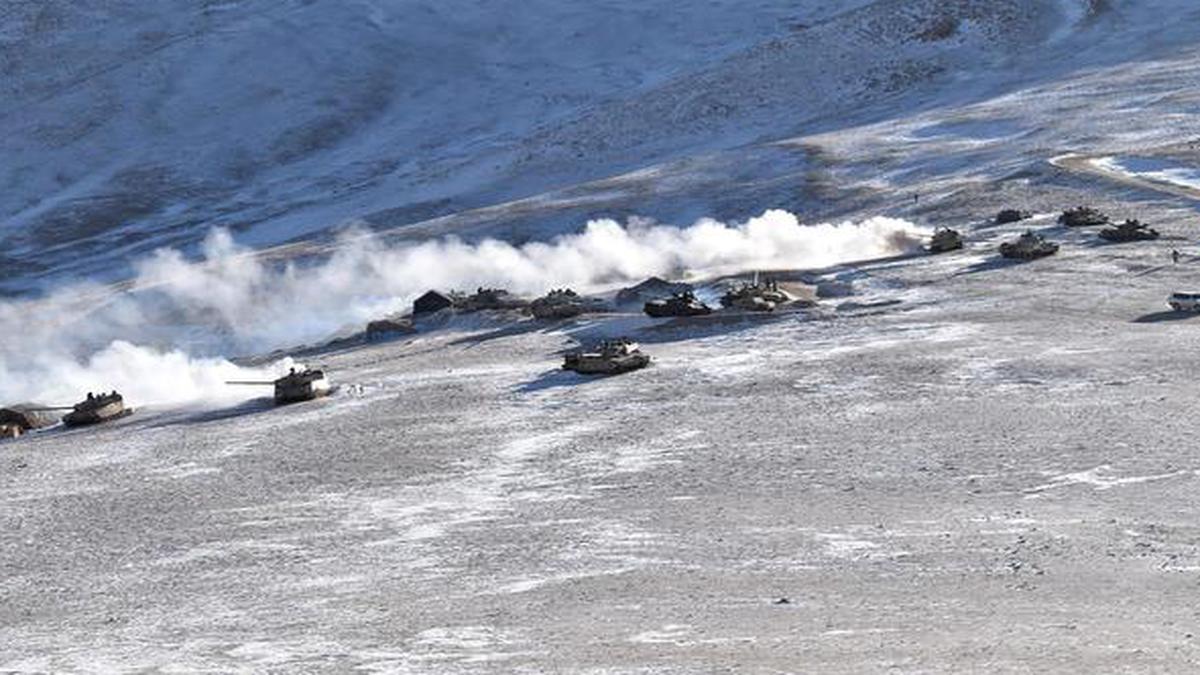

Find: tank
<box><xmin>1058</xmin><ymin>206</ymin><xmax>1110</xmax><ymax>227</ymax></box>
<box><xmin>62</xmin><ymin>392</ymin><xmax>131</xmax><ymax>427</ymax></box>
<box><xmin>720</xmin><ymin>278</ymin><xmax>790</xmax><ymax>312</ymax></box>
<box><xmin>563</xmin><ymin>338</ymin><xmax>650</xmax><ymax>375</ymax></box>
<box><xmin>227</xmin><ymin>367</ymin><xmax>333</xmax><ymax>405</ymax></box>
<box><xmin>928</xmin><ymin>228</ymin><xmax>964</xmax><ymax>253</ymax></box>
<box><xmin>644</xmin><ymin>290</ymin><xmax>713</xmax><ymax>317</ymax></box>
<box><xmin>530</xmin><ymin>289</ymin><xmax>588</xmax><ymax>319</ymax></box>
<box><xmin>1098</xmin><ymin>219</ymin><xmax>1160</xmax><ymax>242</ymax></box>
<box><xmin>273</xmin><ymin>368</ymin><xmax>332</xmax><ymax>404</ymax></box>
<box><xmin>995</xmin><ymin>209</ymin><xmax>1032</xmax><ymax>224</ymax></box>
<box><xmin>999</xmin><ymin>230</ymin><xmax>1059</xmax><ymax>259</ymax></box>
<box><xmin>455</xmin><ymin>287</ymin><xmax>528</xmax><ymax>312</ymax></box>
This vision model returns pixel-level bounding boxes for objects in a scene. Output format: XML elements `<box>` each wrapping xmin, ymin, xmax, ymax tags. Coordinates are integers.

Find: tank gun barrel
<box><xmin>21</xmin><ymin>406</ymin><xmax>75</xmax><ymax>412</ymax></box>
<box><xmin>225</xmin><ymin>380</ymin><xmax>276</xmax><ymax>386</ymax></box>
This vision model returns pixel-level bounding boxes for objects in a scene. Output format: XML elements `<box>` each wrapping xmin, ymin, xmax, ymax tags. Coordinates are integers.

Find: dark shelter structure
<box><xmin>413</xmin><ymin>290</ymin><xmax>454</xmax><ymax>315</ymax></box>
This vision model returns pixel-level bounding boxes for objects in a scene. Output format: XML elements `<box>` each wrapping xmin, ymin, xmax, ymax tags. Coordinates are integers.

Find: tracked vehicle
<box><xmin>563</xmin><ymin>338</ymin><xmax>650</xmax><ymax>375</ymax></box>
<box><xmin>228</xmin><ymin>368</ymin><xmax>332</xmax><ymax>405</ymax></box>
<box><xmin>720</xmin><ymin>278</ymin><xmax>790</xmax><ymax>312</ymax></box>
<box><xmin>644</xmin><ymin>291</ymin><xmax>713</xmax><ymax>317</ymax></box>
<box><xmin>928</xmin><ymin>228</ymin><xmax>964</xmax><ymax>253</ymax></box>
<box><xmin>62</xmin><ymin>392</ymin><xmax>132</xmax><ymax>427</ymax></box>
<box><xmin>995</xmin><ymin>209</ymin><xmax>1032</xmax><ymax>224</ymax></box>
<box><xmin>1058</xmin><ymin>206</ymin><xmax>1110</xmax><ymax>227</ymax></box>
<box><xmin>530</xmin><ymin>289</ymin><xmax>587</xmax><ymax>319</ymax></box>
<box><xmin>1000</xmin><ymin>231</ymin><xmax>1059</xmax><ymax>260</ymax></box>
<box><xmin>1099</xmin><ymin>219</ymin><xmax>1160</xmax><ymax>242</ymax></box>
<box><xmin>455</xmin><ymin>287</ymin><xmax>528</xmax><ymax>312</ymax></box>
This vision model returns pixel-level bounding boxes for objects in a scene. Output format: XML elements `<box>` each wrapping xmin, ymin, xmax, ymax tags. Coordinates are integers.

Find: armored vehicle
<box><xmin>999</xmin><ymin>230</ymin><xmax>1059</xmax><ymax>260</ymax></box>
<box><xmin>720</xmin><ymin>278</ymin><xmax>790</xmax><ymax>312</ymax></box>
<box><xmin>563</xmin><ymin>338</ymin><xmax>650</xmax><ymax>375</ymax></box>
<box><xmin>530</xmin><ymin>289</ymin><xmax>597</xmax><ymax>319</ymax></box>
<box><xmin>995</xmin><ymin>209</ymin><xmax>1032</xmax><ymax>224</ymax></box>
<box><xmin>273</xmin><ymin>368</ymin><xmax>332</xmax><ymax>404</ymax></box>
<box><xmin>1058</xmin><ymin>206</ymin><xmax>1110</xmax><ymax>227</ymax></box>
<box><xmin>928</xmin><ymin>228</ymin><xmax>964</xmax><ymax>253</ymax></box>
<box><xmin>228</xmin><ymin>367</ymin><xmax>332</xmax><ymax>405</ymax></box>
<box><xmin>1098</xmin><ymin>219</ymin><xmax>1160</xmax><ymax>242</ymax></box>
<box><xmin>455</xmin><ymin>287</ymin><xmax>528</xmax><ymax>312</ymax></box>
<box><xmin>644</xmin><ymin>290</ymin><xmax>713</xmax><ymax>317</ymax></box>
<box><xmin>63</xmin><ymin>391</ymin><xmax>131</xmax><ymax>427</ymax></box>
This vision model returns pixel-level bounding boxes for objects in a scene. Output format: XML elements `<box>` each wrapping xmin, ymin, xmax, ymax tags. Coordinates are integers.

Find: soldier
<box><xmin>1173</xmin><ymin>249</ymin><xmax>1181</xmax><ymax>264</ymax></box>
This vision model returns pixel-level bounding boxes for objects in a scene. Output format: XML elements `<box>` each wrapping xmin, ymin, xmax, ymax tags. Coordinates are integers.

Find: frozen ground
<box><xmin>7</xmin><ymin>210</ymin><xmax>1200</xmax><ymax>671</ymax></box>
<box><xmin>8</xmin><ymin>0</ymin><xmax>1200</xmax><ymax>671</ymax></box>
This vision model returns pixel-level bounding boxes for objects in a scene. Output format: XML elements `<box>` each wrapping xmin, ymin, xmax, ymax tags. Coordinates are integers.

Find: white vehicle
<box><xmin>1168</xmin><ymin>292</ymin><xmax>1200</xmax><ymax>312</ymax></box>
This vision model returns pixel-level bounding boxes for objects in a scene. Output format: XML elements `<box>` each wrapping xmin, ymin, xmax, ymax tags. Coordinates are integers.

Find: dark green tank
<box><xmin>1000</xmin><ymin>230</ymin><xmax>1059</xmax><ymax>259</ymax></box>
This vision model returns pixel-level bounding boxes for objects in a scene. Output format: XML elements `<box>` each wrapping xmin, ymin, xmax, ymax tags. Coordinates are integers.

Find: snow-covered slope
<box><xmin>0</xmin><ymin>0</ymin><xmax>865</xmax><ymax>290</ymax></box>
<box><xmin>9</xmin><ymin>0</ymin><xmax>1196</xmax><ymax>293</ymax></box>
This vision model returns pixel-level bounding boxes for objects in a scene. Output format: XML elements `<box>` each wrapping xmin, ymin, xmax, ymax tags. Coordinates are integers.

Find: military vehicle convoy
<box><xmin>928</xmin><ymin>228</ymin><xmax>964</xmax><ymax>253</ymax></box>
<box><xmin>63</xmin><ymin>392</ymin><xmax>132</xmax><ymax>427</ymax></box>
<box><xmin>995</xmin><ymin>209</ymin><xmax>1032</xmax><ymax>224</ymax></box>
<box><xmin>1058</xmin><ymin>206</ymin><xmax>1110</xmax><ymax>227</ymax></box>
<box><xmin>563</xmin><ymin>338</ymin><xmax>650</xmax><ymax>375</ymax></box>
<box><xmin>1000</xmin><ymin>231</ymin><xmax>1059</xmax><ymax>259</ymax></box>
<box><xmin>228</xmin><ymin>368</ymin><xmax>332</xmax><ymax>405</ymax></box>
<box><xmin>644</xmin><ymin>290</ymin><xmax>713</xmax><ymax>317</ymax></box>
<box><xmin>1099</xmin><ymin>219</ymin><xmax>1160</xmax><ymax>242</ymax></box>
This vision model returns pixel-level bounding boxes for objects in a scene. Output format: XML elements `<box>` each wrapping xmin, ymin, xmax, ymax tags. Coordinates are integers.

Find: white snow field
<box><xmin>8</xmin><ymin>0</ymin><xmax>1200</xmax><ymax>671</ymax></box>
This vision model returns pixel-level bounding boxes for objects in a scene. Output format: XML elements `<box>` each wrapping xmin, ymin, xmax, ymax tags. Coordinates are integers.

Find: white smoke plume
<box><xmin>0</xmin><ymin>209</ymin><xmax>927</xmax><ymax>407</ymax></box>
